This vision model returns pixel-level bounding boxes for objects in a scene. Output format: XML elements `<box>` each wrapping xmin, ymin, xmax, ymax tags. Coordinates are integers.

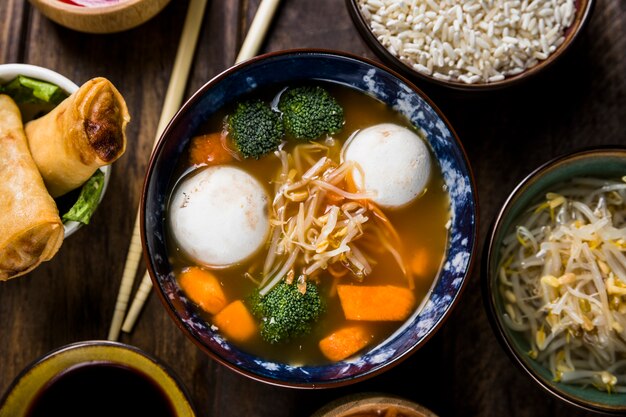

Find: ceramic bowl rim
<box><xmin>482</xmin><ymin>145</ymin><xmax>626</xmax><ymax>414</ymax></box>
<box><xmin>0</xmin><ymin>63</ymin><xmax>111</xmax><ymax>239</ymax></box>
<box><xmin>311</xmin><ymin>392</ymin><xmax>440</xmax><ymax>417</ymax></box>
<box><xmin>141</xmin><ymin>48</ymin><xmax>479</xmax><ymax>389</ymax></box>
<box><xmin>345</xmin><ymin>0</ymin><xmax>596</xmax><ymax>91</ymax></box>
<box><xmin>0</xmin><ymin>340</ymin><xmax>196</xmax><ymax>416</ymax></box>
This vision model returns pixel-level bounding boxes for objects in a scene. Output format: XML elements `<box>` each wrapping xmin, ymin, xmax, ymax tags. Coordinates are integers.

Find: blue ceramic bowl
<box><xmin>483</xmin><ymin>147</ymin><xmax>626</xmax><ymax>413</ymax></box>
<box><xmin>142</xmin><ymin>49</ymin><xmax>478</xmax><ymax>388</ymax></box>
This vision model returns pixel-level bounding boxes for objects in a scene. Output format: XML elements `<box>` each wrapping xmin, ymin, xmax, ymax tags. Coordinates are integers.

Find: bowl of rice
<box><xmin>347</xmin><ymin>0</ymin><xmax>595</xmax><ymax>90</ymax></box>
<box><xmin>483</xmin><ymin>147</ymin><xmax>626</xmax><ymax>414</ymax></box>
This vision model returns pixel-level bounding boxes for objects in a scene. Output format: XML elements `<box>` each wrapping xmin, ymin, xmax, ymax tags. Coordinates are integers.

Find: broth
<box><xmin>166</xmin><ymin>83</ymin><xmax>450</xmax><ymax>365</ymax></box>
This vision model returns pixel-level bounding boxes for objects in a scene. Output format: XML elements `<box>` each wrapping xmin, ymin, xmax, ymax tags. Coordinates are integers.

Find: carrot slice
<box><xmin>411</xmin><ymin>247</ymin><xmax>430</xmax><ymax>277</ymax></box>
<box><xmin>189</xmin><ymin>132</ymin><xmax>234</xmax><ymax>165</ymax></box>
<box><xmin>178</xmin><ymin>266</ymin><xmax>227</xmax><ymax>314</ymax></box>
<box><xmin>319</xmin><ymin>325</ymin><xmax>371</xmax><ymax>361</ymax></box>
<box><xmin>212</xmin><ymin>300</ymin><xmax>257</xmax><ymax>343</ymax></box>
<box><xmin>337</xmin><ymin>285</ymin><xmax>416</xmax><ymax>321</ymax></box>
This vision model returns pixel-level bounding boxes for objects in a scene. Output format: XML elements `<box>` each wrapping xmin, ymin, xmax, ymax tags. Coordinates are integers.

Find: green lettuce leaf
<box><xmin>62</xmin><ymin>170</ymin><xmax>105</xmax><ymax>225</ymax></box>
<box><xmin>1</xmin><ymin>75</ymin><xmax>68</xmax><ymax>105</ymax></box>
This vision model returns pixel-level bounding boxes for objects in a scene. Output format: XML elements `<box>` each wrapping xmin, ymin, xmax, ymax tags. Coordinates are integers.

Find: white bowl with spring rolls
<box><xmin>0</xmin><ymin>64</ymin><xmax>130</xmax><ymax>281</ymax></box>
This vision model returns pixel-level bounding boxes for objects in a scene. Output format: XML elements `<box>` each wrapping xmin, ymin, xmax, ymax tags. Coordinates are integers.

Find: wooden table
<box><xmin>1</xmin><ymin>1</ymin><xmax>625</xmax><ymax>416</ymax></box>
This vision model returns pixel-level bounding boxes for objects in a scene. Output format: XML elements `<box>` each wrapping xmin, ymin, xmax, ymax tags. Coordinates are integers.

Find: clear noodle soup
<box><xmin>166</xmin><ymin>83</ymin><xmax>450</xmax><ymax>365</ymax></box>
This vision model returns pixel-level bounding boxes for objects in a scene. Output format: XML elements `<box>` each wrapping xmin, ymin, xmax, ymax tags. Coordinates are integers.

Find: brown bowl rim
<box><xmin>311</xmin><ymin>393</ymin><xmax>440</xmax><ymax>417</ymax></box>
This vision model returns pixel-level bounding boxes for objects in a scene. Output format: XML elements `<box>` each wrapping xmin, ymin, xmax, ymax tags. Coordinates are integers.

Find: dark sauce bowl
<box><xmin>0</xmin><ymin>340</ymin><xmax>196</xmax><ymax>417</ymax></box>
<box><xmin>141</xmin><ymin>49</ymin><xmax>478</xmax><ymax>388</ymax></box>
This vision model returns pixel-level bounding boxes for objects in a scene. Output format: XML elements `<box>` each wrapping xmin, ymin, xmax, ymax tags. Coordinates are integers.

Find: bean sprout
<box><xmin>499</xmin><ymin>177</ymin><xmax>626</xmax><ymax>393</ymax></box>
<box><xmin>259</xmin><ymin>142</ymin><xmax>412</xmax><ymax>295</ymax></box>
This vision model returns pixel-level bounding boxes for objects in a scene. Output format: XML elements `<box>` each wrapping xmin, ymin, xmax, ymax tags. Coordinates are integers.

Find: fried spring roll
<box><xmin>0</xmin><ymin>95</ymin><xmax>64</xmax><ymax>281</ymax></box>
<box><xmin>25</xmin><ymin>77</ymin><xmax>130</xmax><ymax>197</ymax></box>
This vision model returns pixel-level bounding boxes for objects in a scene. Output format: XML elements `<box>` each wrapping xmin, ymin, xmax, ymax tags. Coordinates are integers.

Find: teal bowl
<box><xmin>483</xmin><ymin>147</ymin><xmax>626</xmax><ymax>414</ymax></box>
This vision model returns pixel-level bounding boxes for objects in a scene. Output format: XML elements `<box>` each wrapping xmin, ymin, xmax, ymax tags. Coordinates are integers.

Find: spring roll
<box><xmin>25</xmin><ymin>77</ymin><xmax>130</xmax><ymax>197</ymax></box>
<box><xmin>0</xmin><ymin>95</ymin><xmax>64</xmax><ymax>281</ymax></box>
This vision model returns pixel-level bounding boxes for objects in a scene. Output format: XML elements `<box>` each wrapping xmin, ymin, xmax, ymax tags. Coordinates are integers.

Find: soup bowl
<box><xmin>483</xmin><ymin>147</ymin><xmax>626</xmax><ymax>413</ymax></box>
<box><xmin>141</xmin><ymin>49</ymin><xmax>478</xmax><ymax>388</ymax></box>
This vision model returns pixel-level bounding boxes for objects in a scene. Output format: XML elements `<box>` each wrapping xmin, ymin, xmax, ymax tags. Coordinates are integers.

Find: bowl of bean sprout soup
<box><xmin>483</xmin><ymin>147</ymin><xmax>626</xmax><ymax>414</ymax></box>
<box><xmin>141</xmin><ymin>49</ymin><xmax>478</xmax><ymax>387</ymax></box>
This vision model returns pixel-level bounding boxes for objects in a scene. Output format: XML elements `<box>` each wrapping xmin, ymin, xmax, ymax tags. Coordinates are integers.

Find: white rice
<box><xmin>357</xmin><ymin>0</ymin><xmax>576</xmax><ymax>84</ymax></box>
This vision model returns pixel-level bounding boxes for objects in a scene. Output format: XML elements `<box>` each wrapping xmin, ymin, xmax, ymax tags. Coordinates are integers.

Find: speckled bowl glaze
<box><xmin>0</xmin><ymin>63</ymin><xmax>111</xmax><ymax>239</ymax></box>
<box><xmin>0</xmin><ymin>340</ymin><xmax>196</xmax><ymax>417</ymax></box>
<box><xmin>483</xmin><ymin>147</ymin><xmax>626</xmax><ymax>414</ymax></box>
<box><xmin>346</xmin><ymin>0</ymin><xmax>595</xmax><ymax>91</ymax></box>
<box><xmin>142</xmin><ymin>49</ymin><xmax>478</xmax><ymax>388</ymax></box>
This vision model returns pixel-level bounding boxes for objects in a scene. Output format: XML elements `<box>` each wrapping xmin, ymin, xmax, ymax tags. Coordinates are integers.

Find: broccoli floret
<box><xmin>278</xmin><ymin>86</ymin><xmax>344</xmax><ymax>140</ymax></box>
<box><xmin>248</xmin><ymin>280</ymin><xmax>324</xmax><ymax>344</ymax></box>
<box><xmin>228</xmin><ymin>100</ymin><xmax>284</xmax><ymax>159</ymax></box>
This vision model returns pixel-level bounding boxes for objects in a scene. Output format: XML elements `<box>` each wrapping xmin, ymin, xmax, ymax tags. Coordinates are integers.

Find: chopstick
<box><xmin>235</xmin><ymin>0</ymin><xmax>282</xmax><ymax>64</ymax></box>
<box><xmin>107</xmin><ymin>0</ymin><xmax>209</xmax><ymax>341</ymax></box>
<box><xmin>118</xmin><ymin>0</ymin><xmax>283</xmax><ymax>336</ymax></box>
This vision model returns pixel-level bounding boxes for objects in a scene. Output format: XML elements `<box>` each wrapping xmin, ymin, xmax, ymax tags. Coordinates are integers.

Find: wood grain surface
<box><xmin>1</xmin><ymin>1</ymin><xmax>625</xmax><ymax>416</ymax></box>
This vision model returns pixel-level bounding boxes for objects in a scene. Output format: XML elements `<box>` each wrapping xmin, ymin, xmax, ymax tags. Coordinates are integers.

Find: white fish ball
<box><xmin>169</xmin><ymin>165</ymin><xmax>270</xmax><ymax>267</ymax></box>
<box><xmin>342</xmin><ymin>123</ymin><xmax>432</xmax><ymax>208</ymax></box>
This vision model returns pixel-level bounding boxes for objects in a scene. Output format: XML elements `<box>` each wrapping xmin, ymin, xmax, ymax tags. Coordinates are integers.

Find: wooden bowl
<box><xmin>311</xmin><ymin>393</ymin><xmax>439</xmax><ymax>417</ymax></box>
<box><xmin>28</xmin><ymin>0</ymin><xmax>172</xmax><ymax>34</ymax></box>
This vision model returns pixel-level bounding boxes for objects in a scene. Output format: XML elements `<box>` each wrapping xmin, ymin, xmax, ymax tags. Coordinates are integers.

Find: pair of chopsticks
<box><xmin>107</xmin><ymin>0</ymin><xmax>282</xmax><ymax>341</ymax></box>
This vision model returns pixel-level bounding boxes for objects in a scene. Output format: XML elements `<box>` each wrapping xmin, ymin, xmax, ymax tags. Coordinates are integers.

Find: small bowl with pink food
<box><xmin>28</xmin><ymin>0</ymin><xmax>172</xmax><ymax>34</ymax></box>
